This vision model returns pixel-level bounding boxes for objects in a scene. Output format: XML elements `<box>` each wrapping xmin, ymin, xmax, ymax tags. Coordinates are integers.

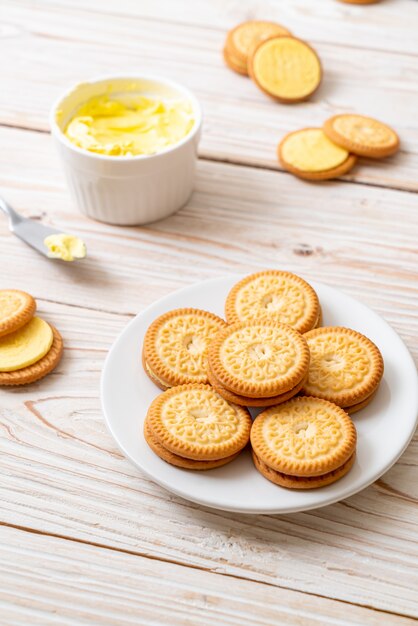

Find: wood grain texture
<box><xmin>1</xmin><ymin>125</ymin><xmax>417</xmax><ymax>361</ymax></box>
<box><xmin>0</xmin><ymin>300</ymin><xmax>417</xmax><ymax>618</ymax></box>
<box><xmin>2</xmin><ymin>525</ymin><xmax>416</xmax><ymax>626</ymax></box>
<box><xmin>1</xmin><ymin>0</ymin><xmax>418</xmax><ymax>623</ymax></box>
<box><xmin>1</xmin><ymin>2</ymin><xmax>418</xmax><ymax>190</ymax></box>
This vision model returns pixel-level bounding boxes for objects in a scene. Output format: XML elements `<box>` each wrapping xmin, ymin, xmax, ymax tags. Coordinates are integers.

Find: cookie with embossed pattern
<box><xmin>252</xmin><ymin>449</ymin><xmax>355</xmax><ymax>489</ymax></box>
<box><xmin>251</xmin><ymin>396</ymin><xmax>357</xmax><ymax>477</ymax></box>
<box><xmin>323</xmin><ymin>114</ymin><xmax>399</xmax><ymax>158</ymax></box>
<box><xmin>146</xmin><ymin>384</ymin><xmax>252</xmax><ymax>461</ymax></box>
<box><xmin>248</xmin><ymin>36</ymin><xmax>322</xmax><ymax>103</ymax></box>
<box><xmin>0</xmin><ymin>289</ymin><xmax>36</xmax><ymax>337</ymax></box>
<box><xmin>224</xmin><ymin>21</ymin><xmax>291</xmax><ymax>76</ymax></box>
<box><xmin>225</xmin><ymin>270</ymin><xmax>319</xmax><ymax>334</ymax></box>
<box><xmin>144</xmin><ymin>418</ymin><xmax>241</xmax><ymax>470</ymax></box>
<box><xmin>302</xmin><ymin>326</ymin><xmax>384</xmax><ymax>409</ymax></box>
<box><xmin>208</xmin><ymin>321</ymin><xmax>310</xmax><ymax>398</ymax></box>
<box><xmin>143</xmin><ymin>308</ymin><xmax>227</xmax><ymax>389</ymax></box>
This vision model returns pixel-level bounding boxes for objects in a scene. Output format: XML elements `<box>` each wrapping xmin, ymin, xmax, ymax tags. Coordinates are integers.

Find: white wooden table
<box><xmin>1</xmin><ymin>1</ymin><xmax>417</xmax><ymax>623</ymax></box>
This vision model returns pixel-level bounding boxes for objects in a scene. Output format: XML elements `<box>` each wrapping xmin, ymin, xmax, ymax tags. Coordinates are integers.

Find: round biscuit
<box><xmin>146</xmin><ymin>383</ymin><xmax>252</xmax><ymax>461</ymax></box>
<box><xmin>250</xmin><ymin>396</ymin><xmax>357</xmax><ymax>477</ymax></box>
<box><xmin>208</xmin><ymin>321</ymin><xmax>310</xmax><ymax>398</ymax></box>
<box><xmin>302</xmin><ymin>326</ymin><xmax>384</xmax><ymax>407</ymax></box>
<box><xmin>323</xmin><ymin>114</ymin><xmax>399</xmax><ymax>158</ymax></box>
<box><xmin>0</xmin><ymin>289</ymin><xmax>36</xmax><ymax>337</ymax></box>
<box><xmin>248</xmin><ymin>36</ymin><xmax>322</xmax><ymax>103</ymax></box>
<box><xmin>142</xmin><ymin>308</ymin><xmax>227</xmax><ymax>388</ymax></box>
<box><xmin>225</xmin><ymin>270</ymin><xmax>320</xmax><ymax>334</ymax></box>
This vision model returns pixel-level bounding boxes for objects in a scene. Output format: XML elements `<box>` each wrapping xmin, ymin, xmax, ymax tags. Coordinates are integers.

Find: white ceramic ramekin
<box><xmin>50</xmin><ymin>75</ymin><xmax>202</xmax><ymax>225</ymax></box>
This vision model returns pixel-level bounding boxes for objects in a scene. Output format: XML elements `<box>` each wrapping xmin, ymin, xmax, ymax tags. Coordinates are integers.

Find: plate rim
<box><xmin>101</xmin><ymin>275</ymin><xmax>418</xmax><ymax>514</ymax></box>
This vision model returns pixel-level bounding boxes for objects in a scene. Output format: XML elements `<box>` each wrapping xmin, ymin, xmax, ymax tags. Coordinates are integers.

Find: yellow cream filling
<box><xmin>282</xmin><ymin>129</ymin><xmax>349</xmax><ymax>172</ymax></box>
<box><xmin>0</xmin><ymin>317</ymin><xmax>53</xmax><ymax>372</ymax></box>
<box><xmin>44</xmin><ymin>234</ymin><xmax>86</xmax><ymax>262</ymax></box>
<box><xmin>64</xmin><ymin>94</ymin><xmax>195</xmax><ymax>156</ymax></box>
<box><xmin>253</xmin><ymin>37</ymin><xmax>321</xmax><ymax>99</ymax></box>
<box><xmin>144</xmin><ymin>360</ymin><xmax>170</xmax><ymax>388</ymax></box>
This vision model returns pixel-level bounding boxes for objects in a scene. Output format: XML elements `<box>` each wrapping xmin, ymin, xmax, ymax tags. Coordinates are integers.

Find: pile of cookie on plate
<box><xmin>142</xmin><ymin>271</ymin><xmax>384</xmax><ymax>490</ymax></box>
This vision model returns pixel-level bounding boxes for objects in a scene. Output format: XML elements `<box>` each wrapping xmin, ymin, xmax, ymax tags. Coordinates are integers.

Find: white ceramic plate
<box><xmin>101</xmin><ymin>276</ymin><xmax>418</xmax><ymax>514</ymax></box>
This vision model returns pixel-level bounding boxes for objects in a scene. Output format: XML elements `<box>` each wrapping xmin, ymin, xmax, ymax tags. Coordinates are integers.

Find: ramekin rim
<box><xmin>49</xmin><ymin>73</ymin><xmax>203</xmax><ymax>162</ymax></box>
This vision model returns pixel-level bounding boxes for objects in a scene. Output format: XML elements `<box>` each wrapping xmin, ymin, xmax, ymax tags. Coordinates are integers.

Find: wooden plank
<box><xmin>1</xmin><ymin>125</ymin><xmax>417</xmax><ymax>358</ymax></box>
<box><xmin>1</xmin><ymin>2</ymin><xmax>418</xmax><ymax>190</ymax></box>
<box><xmin>41</xmin><ymin>0</ymin><xmax>418</xmax><ymax>55</ymax></box>
<box><xmin>0</xmin><ymin>299</ymin><xmax>417</xmax><ymax>617</ymax></box>
<box><xmin>2</xmin><ymin>525</ymin><xmax>414</xmax><ymax>626</ymax></box>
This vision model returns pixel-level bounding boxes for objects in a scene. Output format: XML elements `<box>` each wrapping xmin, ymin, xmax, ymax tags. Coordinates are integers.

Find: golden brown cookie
<box><xmin>144</xmin><ymin>418</ymin><xmax>241</xmax><ymax>470</ymax></box>
<box><xmin>223</xmin><ymin>46</ymin><xmax>248</xmax><ymax>75</ymax></box>
<box><xmin>208</xmin><ymin>321</ymin><xmax>310</xmax><ymax>398</ymax></box>
<box><xmin>323</xmin><ymin>114</ymin><xmax>399</xmax><ymax>158</ymax></box>
<box><xmin>0</xmin><ymin>289</ymin><xmax>36</xmax><ymax>337</ymax></box>
<box><xmin>302</xmin><ymin>327</ymin><xmax>384</xmax><ymax>408</ymax></box>
<box><xmin>250</xmin><ymin>396</ymin><xmax>357</xmax><ymax>476</ymax></box>
<box><xmin>0</xmin><ymin>325</ymin><xmax>63</xmax><ymax>386</ymax></box>
<box><xmin>146</xmin><ymin>384</ymin><xmax>252</xmax><ymax>461</ymax></box>
<box><xmin>338</xmin><ymin>0</ymin><xmax>381</xmax><ymax>4</ymax></box>
<box><xmin>207</xmin><ymin>361</ymin><xmax>307</xmax><ymax>407</ymax></box>
<box><xmin>225</xmin><ymin>270</ymin><xmax>320</xmax><ymax>334</ymax></box>
<box><xmin>315</xmin><ymin>305</ymin><xmax>323</xmax><ymax>328</ymax></box>
<box><xmin>142</xmin><ymin>308</ymin><xmax>227</xmax><ymax>388</ymax></box>
<box><xmin>278</xmin><ymin>128</ymin><xmax>357</xmax><ymax>181</ymax></box>
<box><xmin>248</xmin><ymin>36</ymin><xmax>322</xmax><ymax>102</ymax></box>
<box><xmin>252</xmin><ymin>450</ymin><xmax>355</xmax><ymax>489</ymax></box>
<box><xmin>344</xmin><ymin>388</ymin><xmax>379</xmax><ymax>414</ymax></box>
<box><xmin>225</xmin><ymin>21</ymin><xmax>291</xmax><ymax>76</ymax></box>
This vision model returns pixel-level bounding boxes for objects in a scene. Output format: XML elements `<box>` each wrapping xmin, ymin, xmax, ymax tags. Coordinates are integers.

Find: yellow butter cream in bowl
<box><xmin>0</xmin><ymin>317</ymin><xmax>53</xmax><ymax>372</ymax></box>
<box><xmin>64</xmin><ymin>94</ymin><xmax>195</xmax><ymax>156</ymax></box>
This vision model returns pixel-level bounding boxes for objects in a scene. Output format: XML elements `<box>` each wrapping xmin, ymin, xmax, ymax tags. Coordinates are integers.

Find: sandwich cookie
<box><xmin>0</xmin><ymin>324</ymin><xmax>63</xmax><ymax>386</ymax></box>
<box><xmin>207</xmin><ymin>362</ymin><xmax>307</xmax><ymax>407</ymax></box>
<box><xmin>143</xmin><ymin>308</ymin><xmax>227</xmax><ymax>389</ymax></box>
<box><xmin>323</xmin><ymin>114</ymin><xmax>399</xmax><ymax>158</ymax></box>
<box><xmin>144</xmin><ymin>418</ymin><xmax>240</xmax><ymax>470</ymax></box>
<box><xmin>224</xmin><ymin>21</ymin><xmax>291</xmax><ymax>76</ymax></box>
<box><xmin>208</xmin><ymin>321</ymin><xmax>310</xmax><ymax>399</ymax></box>
<box><xmin>302</xmin><ymin>326</ymin><xmax>384</xmax><ymax>410</ymax></box>
<box><xmin>250</xmin><ymin>396</ymin><xmax>357</xmax><ymax>487</ymax></box>
<box><xmin>249</xmin><ymin>36</ymin><xmax>322</xmax><ymax>102</ymax></box>
<box><xmin>146</xmin><ymin>384</ymin><xmax>251</xmax><ymax>461</ymax></box>
<box><xmin>252</xmin><ymin>450</ymin><xmax>355</xmax><ymax>489</ymax></box>
<box><xmin>225</xmin><ymin>270</ymin><xmax>320</xmax><ymax>334</ymax></box>
<box><xmin>0</xmin><ymin>289</ymin><xmax>36</xmax><ymax>337</ymax></box>
<box><xmin>278</xmin><ymin>128</ymin><xmax>357</xmax><ymax>180</ymax></box>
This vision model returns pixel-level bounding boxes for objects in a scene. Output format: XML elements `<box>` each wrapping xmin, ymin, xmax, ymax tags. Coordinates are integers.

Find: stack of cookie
<box><xmin>251</xmin><ymin>396</ymin><xmax>357</xmax><ymax>489</ymax></box>
<box><xmin>141</xmin><ymin>269</ymin><xmax>384</xmax><ymax>490</ymax></box>
<box><xmin>278</xmin><ymin>114</ymin><xmax>399</xmax><ymax>181</ymax></box>
<box><xmin>223</xmin><ymin>20</ymin><xmax>322</xmax><ymax>103</ymax></box>
<box><xmin>143</xmin><ymin>384</ymin><xmax>252</xmax><ymax>471</ymax></box>
<box><xmin>0</xmin><ymin>289</ymin><xmax>63</xmax><ymax>386</ymax></box>
<box><xmin>302</xmin><ymin>326</ymin><xmax>384</xmax><ymax>414</ymax></box>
